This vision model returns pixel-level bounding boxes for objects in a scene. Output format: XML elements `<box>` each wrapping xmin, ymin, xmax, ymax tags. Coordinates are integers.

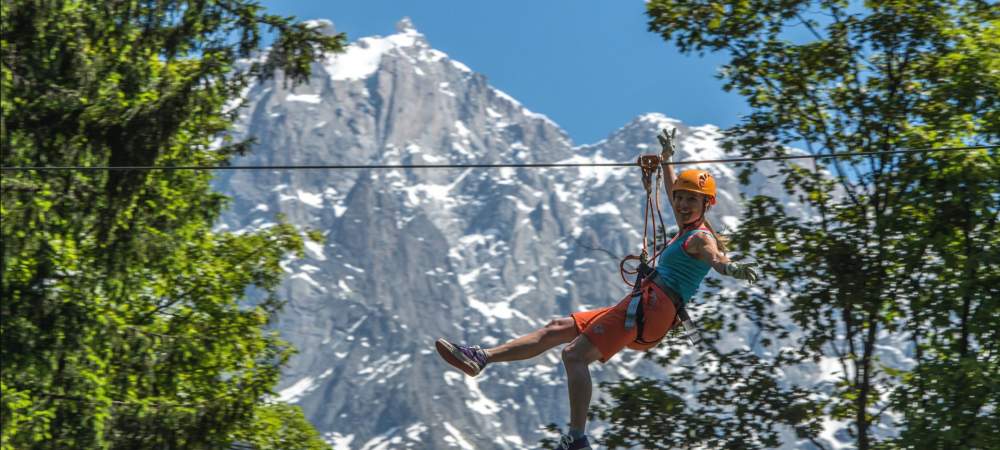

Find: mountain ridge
<box><xmin>213</xmin><ymin>18</ymin><xmax>845</xmax><ymax>450</ymax></box>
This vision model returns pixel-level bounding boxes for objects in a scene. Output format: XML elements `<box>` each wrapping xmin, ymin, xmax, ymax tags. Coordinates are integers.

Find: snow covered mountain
<box><xmin>213</xmin><ymin>18</ymin><xmax>826</xmax><ymax>450</ymax></box>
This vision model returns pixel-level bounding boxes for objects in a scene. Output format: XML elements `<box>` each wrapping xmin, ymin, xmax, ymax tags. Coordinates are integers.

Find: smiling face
<box><xmin>673</xmin><ymin>189</ymin><xmax>708</xmax><ymax>225</ymax></box>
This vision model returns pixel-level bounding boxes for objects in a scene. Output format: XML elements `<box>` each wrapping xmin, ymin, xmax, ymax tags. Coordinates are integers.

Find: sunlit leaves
<box><xmin>592</xmin><ymin>1</ymin><xmax>999</xmax><ymax>449</ymax></box>
<box><xmin>1</xmin><ymin>1</ymin><xmax>344</xmax><ymax>448</ymax></box>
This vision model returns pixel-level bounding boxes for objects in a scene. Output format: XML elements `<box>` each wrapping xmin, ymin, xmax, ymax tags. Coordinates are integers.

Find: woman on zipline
<box><xmin>436</xmin><ymin>130</ymin><xmax>758</xmax><ymax>450</ymax></box>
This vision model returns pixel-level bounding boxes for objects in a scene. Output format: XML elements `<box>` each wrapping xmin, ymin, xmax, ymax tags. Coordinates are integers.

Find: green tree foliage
<box><xmin>594</xmin><ymin>1</ymin><xmax>999</xmax><ymax>449</ymax></box>
<box><xmin>232</xmin><ymin>404</ymin><xmax>330</xmax><ymax>450</ymax></box>
<box><xmin>1</xmin><ymin>1</ymin><xmax>345</xmax><ymax>448</ymax></box>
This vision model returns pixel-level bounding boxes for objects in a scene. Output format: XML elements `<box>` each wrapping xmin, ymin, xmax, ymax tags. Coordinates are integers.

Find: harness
<box><xmin>633</xmin><ymin>269</ymin><xmax>702</xmax><ymax>347</ymax></box>
<box><xmin>618</xmin><ymin>150</ymin><xmax>703</xmax><ymax>347</ymax></box>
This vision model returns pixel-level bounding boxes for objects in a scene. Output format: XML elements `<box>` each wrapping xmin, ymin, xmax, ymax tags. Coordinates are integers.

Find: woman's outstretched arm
<box><xmin>687</xmin><ymin>233</ymin><xmax>759</xmax><ymax>285</ymax></box>
<box><xmin>686</xmin><ymin>232</ymin><xmax>730</xmax><ymax>274</ymax></box>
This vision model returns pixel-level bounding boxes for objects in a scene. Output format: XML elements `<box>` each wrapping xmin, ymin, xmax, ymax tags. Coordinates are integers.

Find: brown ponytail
<box><xmin>703</xmin><ymin>216</ymin><xmax>729</xmax><ymax>254</ymax></box>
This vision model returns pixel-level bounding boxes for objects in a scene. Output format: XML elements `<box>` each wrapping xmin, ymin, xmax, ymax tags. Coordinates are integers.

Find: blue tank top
<box><xmin>655</xmin><ymin>227</ymin><xmax>713</xmax><ymax>303</ymax></box>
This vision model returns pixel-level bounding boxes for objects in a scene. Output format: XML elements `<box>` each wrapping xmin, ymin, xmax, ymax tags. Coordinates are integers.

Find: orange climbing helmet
<box><xmin>672</xmin><ymin>169</ymin><xmax>717</xmax><ymax>205</ymax></box>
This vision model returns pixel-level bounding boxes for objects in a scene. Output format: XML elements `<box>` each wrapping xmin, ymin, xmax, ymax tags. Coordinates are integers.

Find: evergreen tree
<box><xmin>593</xmin><ymin>1</ymin><xmax>998</xmax><ymax>449</ymax></box>
<box><xmin>1</xmin><ymin>1</ymin><xmax>344</xmax><ymax>448</ymax></box>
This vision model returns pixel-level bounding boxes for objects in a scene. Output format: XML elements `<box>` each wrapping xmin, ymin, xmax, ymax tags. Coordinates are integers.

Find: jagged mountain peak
<box><xmin>304</xmin><ymin>17</ymin><xmax>568</xmax><ymax>146</ymax></box>
<box><xmin>228</xmin><ymin>17</ymin><xmax>574</xmax><ymax>174</ymax></box>
<box><xmin>395</xmin><ymin>16</ymin><xmax>418</xmax><ymax>34</ymax></box>
<box><xmin>633</xmin><ymin>112</ymin><xmax>686</xmax><ymax>133</ymax></box>
<box><xmin>318</xmin><ymin>20</ymin><xmax>429</xmax><ymax>82</ymax></box>
<box><xmin>578</xmin><ymin>111</ymin><xmax>724</xmax><ymax>164</ymax></box>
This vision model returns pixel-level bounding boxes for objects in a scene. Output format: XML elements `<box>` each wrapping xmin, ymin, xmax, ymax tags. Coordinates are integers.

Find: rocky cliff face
<box><xmin>213</xmin><ymin>18</ymin><xmax>822</xmax><ymax>450</ymax></box>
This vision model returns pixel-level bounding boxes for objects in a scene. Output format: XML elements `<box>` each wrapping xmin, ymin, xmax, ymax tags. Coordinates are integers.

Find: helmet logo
<box><xmin>697</xmin><ymin>172</ymin><xmax>711</xmax><ymax>189</ymax></box>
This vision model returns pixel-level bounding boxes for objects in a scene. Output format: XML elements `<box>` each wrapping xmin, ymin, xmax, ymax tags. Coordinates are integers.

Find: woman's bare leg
<box><xmin>484</xmin><ymin>317</ymin><xmax>578</xmax><ymax>363</ymax></box>
<box><xmin>561</xmin><ymin>334</ymin><xmax>603</xmax><ymax>434</ymax></box>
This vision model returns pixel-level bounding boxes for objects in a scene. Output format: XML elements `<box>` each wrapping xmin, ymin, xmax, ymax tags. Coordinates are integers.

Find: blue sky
<box><xmin>259</xmin><ymin>1</ymin><xmax>749</xmax><ymax>145</ymax></box>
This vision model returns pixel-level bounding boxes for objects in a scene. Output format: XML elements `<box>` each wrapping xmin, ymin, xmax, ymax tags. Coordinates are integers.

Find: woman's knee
<box><xmin>562</xmin><ymin>336</ymin><xmax>600</xmax><ymax>365</ymax></box>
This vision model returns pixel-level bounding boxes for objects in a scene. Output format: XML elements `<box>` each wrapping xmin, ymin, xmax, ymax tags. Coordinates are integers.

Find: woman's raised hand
<box><xmin>657</xmin><ymin>128</ymin><xmax>677</xmax><ymax>160</ymax></box>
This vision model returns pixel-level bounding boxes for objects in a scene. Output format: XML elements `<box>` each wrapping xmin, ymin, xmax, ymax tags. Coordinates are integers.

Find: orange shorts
<box><xmin>571</xmin><ymin>280</ymin><xmax>680</xmax><ymax>363</ymax></box>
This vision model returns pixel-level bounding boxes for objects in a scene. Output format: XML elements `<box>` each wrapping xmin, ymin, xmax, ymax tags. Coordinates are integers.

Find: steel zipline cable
<box><xmin>0</xmin><ymin>144</ymin><xmax>996</xmax><ymax>172</ymax></box>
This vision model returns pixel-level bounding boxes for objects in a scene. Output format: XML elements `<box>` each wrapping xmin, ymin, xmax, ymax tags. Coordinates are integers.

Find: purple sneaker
<box><xmin>435</xmin><ymin>338</ymin><xmax>488</xmax><ymax>377</ymax></box>
<box><xmin>556</xmin><ymin>434</ymin><xmax>592</xmax><ymax>450</ymax></box>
